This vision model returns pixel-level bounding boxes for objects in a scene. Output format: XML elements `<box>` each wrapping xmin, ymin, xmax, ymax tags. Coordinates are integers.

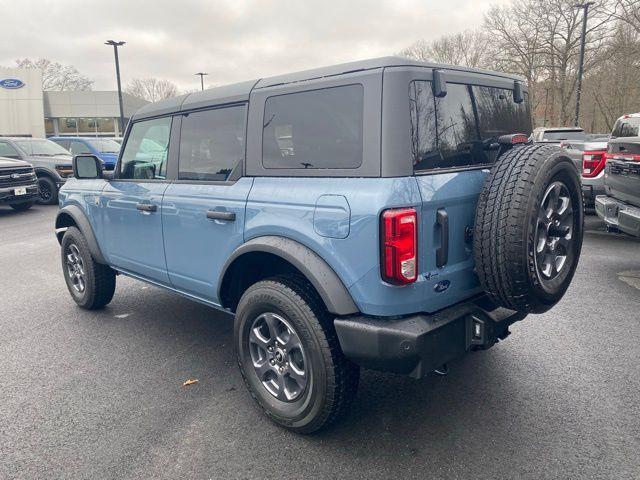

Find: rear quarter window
<box><xmin>262</xmin><ymin>84</ymin><xmax>364</xmax><ymax>169</ymax></box>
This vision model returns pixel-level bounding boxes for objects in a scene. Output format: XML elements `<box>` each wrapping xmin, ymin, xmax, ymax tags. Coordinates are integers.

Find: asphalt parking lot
<box><xmin>1</xmin><ymin>205</ymin><xmax>639</xmax><ymax>480</ymax></box>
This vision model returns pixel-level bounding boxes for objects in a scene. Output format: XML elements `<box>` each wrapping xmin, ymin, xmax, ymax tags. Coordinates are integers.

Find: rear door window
<box><xmin>178</xmin><ymin>105</ymin><xmax>246</xmax><ymax>181</ymax></box>
<box><xmin>262</xmin><ymin>84</ymin><xmax>364</xmax><ymax>169</ymax></box>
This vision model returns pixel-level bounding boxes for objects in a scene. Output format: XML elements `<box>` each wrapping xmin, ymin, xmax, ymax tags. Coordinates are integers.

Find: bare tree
<box><xmin>13</xmin><ymin>58</ymin><xmax>93</xmax><ymax>91</ymax></box>
<box><xmin>400</xmin><ymin>30</ymin><xmax>495</xmax><ymax>69</ymax></box>
<box><xmin>606</xmin><ymin>0</ymin><xmax>640</xmax><ymax>33</ymax></box>
<box><xmin>125</xmin><ymin>78</ymin><xmax>178</xmax><ymax>102</ymax></box>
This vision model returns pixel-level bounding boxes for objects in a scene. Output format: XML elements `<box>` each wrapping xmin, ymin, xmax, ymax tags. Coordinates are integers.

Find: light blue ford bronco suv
<box><xmin>55</xmin><ymin>57</ymin><xmax>584</xmax><ymax>433</ymax></box>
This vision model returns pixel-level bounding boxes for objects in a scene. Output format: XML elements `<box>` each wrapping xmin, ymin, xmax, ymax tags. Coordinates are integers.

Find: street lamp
<box><xmin>574</xmin><ymin>2</ymin><xmax>594</xmax><ymax>127</ymax></box>
<box><xmin>105</xmin><ymin>40</ymin><xmax>126</xmax><ymax>135</ymax></box>
<box><xmin>195</xmin><ymin>72</ymin><xmax>208</xmax><ymax>91</ymax></box>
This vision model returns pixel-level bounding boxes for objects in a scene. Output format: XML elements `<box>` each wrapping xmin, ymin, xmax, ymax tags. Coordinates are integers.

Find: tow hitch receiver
<box><xmin>334</xmin><ymin>295</ymin><xmax>526</xmax><ymax>379</ymax></box>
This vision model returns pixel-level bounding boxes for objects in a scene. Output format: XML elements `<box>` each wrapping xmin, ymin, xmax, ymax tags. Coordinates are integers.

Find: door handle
<box><xmin>206</xmin><ymin>210</ymin><xmax>236</xmax><ymax>222</ymax></box>
<box><xmin>436</xmin><ymin>208</ymin><xmax>449</xmax><ymax>268</ymax></box>
<box><xmin>136</xmin><ymin>203</ymin><xmax>157</xmax><ymax>213</ymax></box>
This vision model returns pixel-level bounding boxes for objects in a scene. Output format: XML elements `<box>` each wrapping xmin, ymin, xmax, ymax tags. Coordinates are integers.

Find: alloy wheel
<box><xmin>248</xmin><ymin>312</ymin><xmax>308</xmax><ymax>402</ymax></box>
<box><xmin>534</xmin><ymin>181</ymin><xmax>574</xmax><ymax>281</ymax></box>
<box><xmin>65</xmin><ymin>244</ymin><xmax>86</xmax><ymax>293</ymax></box>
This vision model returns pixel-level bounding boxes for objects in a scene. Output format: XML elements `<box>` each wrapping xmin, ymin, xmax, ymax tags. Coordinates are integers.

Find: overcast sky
<box><xmin>1</xmin><ymin>0</ymin><xmax>507</xmax><ymax>92</ymax></box>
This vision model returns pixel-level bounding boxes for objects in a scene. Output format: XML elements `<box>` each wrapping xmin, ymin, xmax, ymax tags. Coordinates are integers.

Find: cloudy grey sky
<box><xmin>1</xmin><ymin>0</ymin><xmax>506</xmax><ymax>91</ymax></box>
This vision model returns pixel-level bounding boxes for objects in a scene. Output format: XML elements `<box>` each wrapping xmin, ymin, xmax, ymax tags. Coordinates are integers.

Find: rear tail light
<box><xmin>381</xmin><ymin>208</ymin><xmax>417</xmax><ymax>285</ymax></box>
<box><xmin>582</xmin><ymin>150</ymin><xmax>607</xmax><ymax>178</ymax></box>
<box><xmin>604</xmin><ymin>152</ymin><xmax>640</xmax><ymax>163</ymax></box>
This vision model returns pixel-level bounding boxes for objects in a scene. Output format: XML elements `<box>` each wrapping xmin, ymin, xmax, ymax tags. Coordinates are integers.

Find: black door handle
<box><xmin>136</xmin><ymin>203</ymin><xmax>157</xmax><ymax>212</ymax></box>
<box><xmin>206</xmin><ymin>210</ymin><xmax>236</xmax><ymax>221</ymax></box>
<box><xmin>436</xmin><ymin>208</ymin><xmax>449</xmax><ymax>268</ymax></box>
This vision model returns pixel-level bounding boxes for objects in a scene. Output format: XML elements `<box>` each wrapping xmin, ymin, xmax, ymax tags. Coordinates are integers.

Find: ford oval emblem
<box><xmin>433</xmin><ymin>279</ymin><xmax>451</xmax><ymax>293</ymax></box>
<box><xmin>0</xmin><ymin>78</ymin><xmax>25</xmax><ymax>89</ymax></box>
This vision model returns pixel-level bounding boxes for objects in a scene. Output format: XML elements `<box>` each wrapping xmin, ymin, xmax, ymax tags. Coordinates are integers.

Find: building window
<box><xmin>78</xmin><ymin>118</ymin><xmax>96</xmax><ymax>134</ymax></box>
<box><xmin>96</xmin><ymin>118</ymin><xmax>116</xmax><ymax>134</ymax></box>
<box><xmin>44</xmin><ymin>118</ymin><xmax>55</xmax><ymax>136</ymax></box>
<box><xmin>58</xmin><ymin>118</ymin><xmax>78</xmax><ymax>134</ymax></box>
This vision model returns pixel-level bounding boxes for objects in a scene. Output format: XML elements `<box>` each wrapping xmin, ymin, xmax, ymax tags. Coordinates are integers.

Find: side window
<box><xmin>0</xmin><ymin>142</ymin><xmax>21</xmax><ymax>159</ymax></box>
<box><xmin>69</xmin><ymin>141</ymin><xmax>92</xmax><ymax>156</ymax></box>
<box><xmin>262</xmin><ymin>84</ymin><xmax>364</xmax><ymax>169</ymax></box>
<box><xmin>411</xmin><ymin>81</ymin><xmax>480</xmax><ymax>171</ymax></box>
<box><xmin>472</xmin><ymin>86</ymin><xmax>531</xmax><ymax>139</ymax></box>
<box><xmin>178</xmin><ymin>105</ymin><xmax>246</xmax><ymax>181</ymax></box>
<box><xmin>119</xmin><ymin>117</ymin><xmax>172</xmax><ymax>180</ymax></box>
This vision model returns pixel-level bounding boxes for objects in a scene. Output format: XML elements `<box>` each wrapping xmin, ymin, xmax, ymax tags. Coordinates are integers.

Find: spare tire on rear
<box><xmin>474</xmin><ymin>144</ymin><xmax>584</xmax><ymax>314</ymax></box>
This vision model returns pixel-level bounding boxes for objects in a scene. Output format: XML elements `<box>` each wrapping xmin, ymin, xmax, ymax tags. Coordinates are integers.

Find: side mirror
<box><xmin>73</xmin><ymin>154</ymin><xmax>103</xmax><ymax>179</ymax></box>
<box><xmin>513</xmin><ymin>81</ymin><xmax>524</xmax><ymax>104</ymax></box>
<box><xmin>432</xmin><ymin>70</ymin><xmax>447</xmax><ymax>98</ymax></box>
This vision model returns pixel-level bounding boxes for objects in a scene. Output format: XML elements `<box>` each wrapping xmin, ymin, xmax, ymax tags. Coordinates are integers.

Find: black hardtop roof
<box><xmin>132</xmin><ymin>56</ymin><xmax>526</xmax><ymax>121</ymax></box>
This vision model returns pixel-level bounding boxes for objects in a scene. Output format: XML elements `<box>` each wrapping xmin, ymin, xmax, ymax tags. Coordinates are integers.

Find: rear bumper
<box><xmin>0</xmin><ymin>183</ymin><xmax>39</xmax><ymax>204</ymax></box>
<box><xmin>595</xmin><ymin>195</ymin><xmax>640</xmax><ymax>237</ymax></box>
<box><xmin>334</xmin><ymin>296</ymin><xmax>527</xmax><ymax>378</ymax></box>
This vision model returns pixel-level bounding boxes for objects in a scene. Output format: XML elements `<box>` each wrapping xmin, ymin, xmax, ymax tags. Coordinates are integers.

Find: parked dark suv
<box><xmin>0</xmin><ymin>138</ymin><xmax>73</xmax><ymax>205</ymax></box>
<box><xmin>55</xmin><ymin>57</ymin><xmax>584</xmax><ymax>433</ymax></box>
<box><xmin>0</xmin><ymin>156</ymin><xmax>39</xmax><ymax>211</ymax></box>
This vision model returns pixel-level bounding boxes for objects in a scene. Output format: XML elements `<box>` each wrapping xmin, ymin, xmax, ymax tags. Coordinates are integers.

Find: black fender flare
<box><xmin>55</xmin><ymin>205</ymin><xmax>107</xmax><ymax>264</ymax></box>
<box><xmin>219</xmin><ymin>236</ymin><xmax>359</xmax><ymax>316</ymax></box>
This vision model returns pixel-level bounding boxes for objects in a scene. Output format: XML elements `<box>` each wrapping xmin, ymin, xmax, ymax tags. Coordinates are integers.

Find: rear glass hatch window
<box><xmin>410</xmin><ymin>80</ymin><xmax>531</xmax><ymax>172</ymax></box>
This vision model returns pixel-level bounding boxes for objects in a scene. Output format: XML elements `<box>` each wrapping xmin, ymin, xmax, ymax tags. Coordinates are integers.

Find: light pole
<box><xmin>105</xmin><ymin>40</ymin><xmax>126</xmax><ymax>135</ymax></box>
<box><xmin>543</xmin><ymin>87</ymin><xmax>551</xmax><ymax>127</ymax></box>
<box><xmin>574</xmin><ymin>2</ymin><xmax>594</xmax><ymax>127</ymax></box>
<box><xmin>195</xmin><ymin>72</ymin><xmax>208</xmax><ymax>91</ymax></box>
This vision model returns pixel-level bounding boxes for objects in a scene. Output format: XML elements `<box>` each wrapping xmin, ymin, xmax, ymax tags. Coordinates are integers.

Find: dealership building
<box><xmin>0</xmin><ymin>67</ymin><xmax>148</xmax><ymax>138</ymax></box>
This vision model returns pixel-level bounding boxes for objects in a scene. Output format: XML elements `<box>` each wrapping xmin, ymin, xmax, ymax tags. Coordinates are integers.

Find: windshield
<box><xmin>87</xmin><ymin>139</ymin><xmax>121</xmax><ymax>153</ymax></box>
<box><xmin>14</xmin><ymin>139</ymin><xmax>71</xmax><ymax>157</ymax></box>
<box><xmin>611</xmin><ymin>117</ymin><xmax>640</xmax><ymax>138</ymax></box>
<box><xmin>542</xmin><ymin>131</ymin><xmax>585</xmax><ymax>141</ymax></box>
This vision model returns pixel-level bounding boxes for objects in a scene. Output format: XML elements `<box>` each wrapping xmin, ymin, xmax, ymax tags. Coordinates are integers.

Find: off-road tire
<box><xmin>474</xmin><ymin>144</ymin><xmax>584</xmax><ymax>314</ymax></box>
<box><xmin>9</xmin><ymin>201</ymin><xmax>34</xmax><ymax>211</ymax></box>
<box><xmin>37</xmin><ymin>176</ymin><xmax>58</xmax><ymax>205</ymax></box>
<box><xmin>234</xmin><ymin>275</ymin><xmax>359</xmax><ymax>434</ymax></box>
<box><xmin>61</xmin><ymin>226</ymin><xmax>116</xmax><ymax>310</ymax></box>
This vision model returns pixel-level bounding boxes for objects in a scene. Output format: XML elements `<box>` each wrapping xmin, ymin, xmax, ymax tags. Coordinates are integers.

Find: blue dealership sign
<box><xmin>0</xmin><ymin>78</ymin><xmax>25</xmax><ymax>89</ymax></box>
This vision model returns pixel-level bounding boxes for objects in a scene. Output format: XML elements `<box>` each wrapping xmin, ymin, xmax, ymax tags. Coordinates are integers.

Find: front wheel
<box><xmin>61</xmin><ymin>226</ymin><xmax>116</xmax><ymax>309</ymax></box>
<box><xmin>37</xmin><ymin>176</ymin><xmax>58</xmax><ymax>205</ymax></box>
<box><xmin>234</xmin><ymin>276</ymin><xmax>359</xmax><ymax>434</ymax></box>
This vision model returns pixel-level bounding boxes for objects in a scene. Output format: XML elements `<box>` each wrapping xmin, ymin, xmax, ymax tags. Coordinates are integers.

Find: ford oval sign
<box><xmin>0</xmin><ymin>79</ymin><xmax>25</xmax><ymax>89</ymax></box>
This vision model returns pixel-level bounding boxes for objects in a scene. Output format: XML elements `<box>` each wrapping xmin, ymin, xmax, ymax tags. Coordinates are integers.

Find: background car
<box><xmin>0</xmin><ymin>156</ymin><xmax>39</xmax><ymax>211</ymax></box>
<box><xmin>0</xmin><ymin>138</ymin><xmax>72</xmax><ymax>205</ymax></box>
<box><xmin>596</xmin><ymin>136</ymin><xmax>640</xmax><ymax>237</ymax></box>
<box><xmin>50</xmin><ymin>137</ymin><xmax>121</xmax><ymax>170</ymax></box>
<box><xmin>531</xmin><ymin>127</ymin><xmax>586</xmax><ymax>143</ymax></box>
<box><xmin>560</xmin><ymin>139</ymin><xmax>608</xmax><ymax>210</ymax></box>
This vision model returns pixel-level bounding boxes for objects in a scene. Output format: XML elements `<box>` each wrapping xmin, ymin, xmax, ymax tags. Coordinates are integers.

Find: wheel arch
<box><xmin>218</xmin><ymin>236</ymin><xmax>359</xmax><ymax>316</ymax></box>
<box><xmin>34</xmin><ymin>167</ymin><xmax>56</xmax><ymax>180</ymax></box>
<box><xmin>55</xmin><ymin>205</ymin><xmax>107</xmax><ymax>264</ymax></box>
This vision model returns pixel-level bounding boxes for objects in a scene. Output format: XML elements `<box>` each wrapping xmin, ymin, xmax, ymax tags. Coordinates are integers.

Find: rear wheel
<box><xmin>234</xmin><ymin>276</ymin><xmax>359</xmax><ymax>434</ymax></box>
<box><xmin>61</xmin><ymin>227</ymin><xmax>116</xmax><ymax>309</ymax></box>
<box><xmin>474</xmin><ymin>144</ymin><xmax>584</xmax><ymax>313</ymax></box>
<box><xmin>10</xmin><ymin>201</ymin><xmax>34</xmax><ymax>211</ymax></box>
<box><xmin>37</xmin><ymin>176</ymin><xmax>58</xmax><ymax>205</ymax></box>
